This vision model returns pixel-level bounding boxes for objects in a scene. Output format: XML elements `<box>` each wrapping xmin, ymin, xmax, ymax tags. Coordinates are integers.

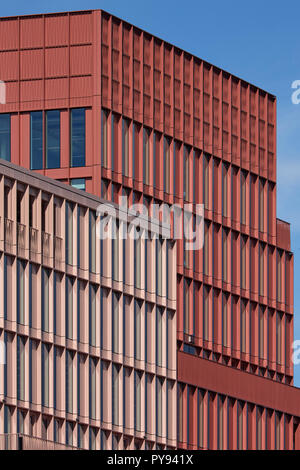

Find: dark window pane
<box><xmin>71</xmin><ymin>108</ymin><xmax>85</xmax><ymax>167</ymax></box>
<box><xmin>30</xmin><ymin>111</ymin><xmax>43</xmax><ymax>170</ymax></box>
<box><xmin>0</xmin><ymin>113</ymin><xmax>11</xmax><ymax>161</ymax></box>
<box><xmin>46</xmin><ymin>110</ymin><xmax>60</xmax><ymax>169</ymax></box>
<box><xmin>71</xmin><ymin>178</ymin><xmax>86</xmax><ymax>191</ymax></box>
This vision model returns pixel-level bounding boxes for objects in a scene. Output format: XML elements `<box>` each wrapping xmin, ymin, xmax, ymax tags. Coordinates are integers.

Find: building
<box><xmin>0</xmin><ymin>9</ymin><xmax>298</xmax><ymax>450</ymax></box>
<box><xmin>0</xmin><ymin>159</ymin><xmax>177</xmax><ymax>449</ymax></box>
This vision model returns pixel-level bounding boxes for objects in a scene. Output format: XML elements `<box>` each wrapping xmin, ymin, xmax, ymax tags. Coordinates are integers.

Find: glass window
<box><xmin>143</xmin><ymin>127</ymin><xmax>150</xmax><ymax>185</ymax></box>
<box><xmin>42</xmin><ymin>343</ymin><xmax>50</xmax><ymax>407</ymax></box>
<box><xmin>17</xmin><ymin>335</ymin><xmax>25</xmax><ymax>401</ymax></box>
<box><xmin>241</xmin><ymin>170</ymin><xmax>247</xmax><ymax>225</ymax></box>
<box><xmin>66</xmin><ymin>276</ymin><xmax>74</xmax><ymax>340</ymax></box>
<box><xmin>89</xmin><ymin>357</ymin><xmax>97</xmax><ymax>420</ymax></box>
<box><xmin>112</xmin><ymin>364</ymin><xmax>119</xmax><ymax>425</ymax></box>
<box><xmin>17</xmin><ymin>260</ymin><xmax>26</xmax><ymax>325</ymax></box>
<box><xmin>122</xmin><ymin>118</ymin><xmax>130</xmax><ymax>177</ymax></box>
<box><xmin>164</xmin><ymin>136</ymin><xmax>171</xmax><ymax>193</ymax></box>
<box><xmin>46</xmin><ymin>110</ymin><xmax>60</xmax><ymax>168</ymax></box>
<box><xmin>71</xmin><ymin>108</ymin><xmax>85</xmax><ymax>167</ymax></box>
<box><xmin>42</xmin><ymin>268</ymin><xmax>50</xmax><ymax>332</ymax></box>
<box><xmin>101</xmin><ymin>109</ymin><xmax>109</xmax><ymax>168</ymax></box>
<box><xmin>134</xmin><ymin>370</ymin><xmax>142</xmax><ymax>431</ymax></box>
<box><xmin>30</xmin><ymin>111</ymin><xmax>43</xmax><ymax>170</ymax></box>
<box><xmin>66</xmin><ymin>351</ymin><xmax>74</xmax><ymax>414</ymax></box>
<box><xmin>134</xmin><ymin>299</ymin><xmax>142</xmax><ymax>360</ymax></box>
<box><xmin>0</xmin><ymin>113</ymin><xmax>11</xmax><ymax>161</ymax></box>
<box><xmin>89</xmin><ymin>284</ymin><xmax>97</xmax><ymax>347</ymax></box>
<box><xmin>183</xmin><ymin>145</ymin><xmax>190</xmax><ymax>200</ymax></box>
<box><xmin>71</xmin><ymin>178</ymin><xmax>85</xmax><ymax>191</ymax></box>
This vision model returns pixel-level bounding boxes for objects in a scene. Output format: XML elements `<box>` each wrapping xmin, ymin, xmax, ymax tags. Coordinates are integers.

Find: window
<box><xmin>204</xmin><ymin>154</ymin><xmax>210</xmax><ymax>209</ymax></box>
<box><xmin>237</xmin><ymin>401</ymin><xmax>244</xmax><ymax>449</ymax></box>
<box><xmin>256</xmin><ymin>406</ymin><xmax>263</xmax><ymax>450</ymax></box>
<box><xmin>89</xmin><ymin>357</ymin><xmax>97</xmax><ymax>420</ymax></box>
<box><xmin>143</xmin><ymin>127</ymin><xmax>150</xmax><ymax>185</ymax></box>
<box><xmin>259</xmin><ymin>178</ymin><xmax>265</xmax><ymax>232</ymax></box>
<box><xmin>71</xmin><ymin>178</ymin><xmax>85</xmax><ymax>191</ymax></box>
<box><xmin>156</xmin><ymin>237</ymin><xmax>163</xmax><ymax>296</ymax></box>
<box><xmin>203</xmin><ymin>286</ymin><xmax>209</xmax><ymax>342</ymax></box>
<box><xmin>241</xmin><ymin>235</ymin><xmax>247</xmax><ymax>290</ymax></box>
<box><xmin>66</xmin><ymin>202</ymin><xmax>74</xmax><ymax>265</ymax></box>
<box><xmin>134</xmin><ymin>299</ymin><xmax>142</xmax><ymax>360</ymax></box>
<box><xmin>134</xmin><ymin>371</ymin><xmax>142</xmax><ymax>431</ymax></box>
<box><xmin>30</xmin><ymin>111</ymin><xmax>43</xmax><ymax>170</ymax></box>
<box><xmin>112</xmin><ymin>292</ymin><xmax>120</xmax><ymax>354</ymax></box>
<box><xmin>276</xmin><ymin>312</ymin><xmax>282</xmax><ymax>365</ymax></box>
<box><xmin>66</xmin><ymin>421</ymin><xmax>74</xmax><ymax>446</ymax></box>
<box><xmin>71</xmin><ymin>108</ymin><xmax>85</xmax><ymax>167</ymax></box>
<box><xmin>122</xmin><ymin>118</ymin><xmax>130</xmax><ymax>177</ymax></box>
<box><xmin>42</xmin><ymin>268</ymin><xmax>50</xmax><ymax>332</ymax></box>
<box><xmin>156</xmin><ymin>307</ymin><xmax>163</xmax><ymax>367</ymax></box>
<box><xmin>17</xmin><ymin>335</ymin><xmax>26</xmax><ymax>401</ymax></box>
<box><xmin>183</xmin><ymin>145</ymin><xmax>190</xmax><ymax>200</ymax></box>
<box><xmin>218</xmin><ymin>395</ymin><xmax>225</xmax><ymax>450</ymax></box>
<box><xmin>89</xmin><ymin>210</ymin><xmax>96</xmax><ymax>274</ymax></box>
<box><xmin>222</xmin><ymin>293</ymin><xmax>229</xmax><ymax>348</ymax></box>
<box><xmin>259</xmin><ymin>243</ymin><xmax>265</xmax><ymax>296</ymax></box>
<box><xmin>134</xmin><ymin>236</ymin><xmax>142</xmax><ymax>289</ymax></box>
<box><xmin>156</xmin><ymin>377</ymin><xmax>163</xmax><ymax>437</ymax></box>
<box><xmin>112</xmin><ymin>219</ymin><xmax>120</xmax><ymax>281</ymax></box>
<box><xmin>164</xmin><ymin>137</ymin><xmax>171</xmax><ymax>193</ymax></box>
<box><xmin>112</xmin><ymin>364</ymin><xmax>120</xmax><ymax>425</ymax></box>
<box><xmin>66</xmin><ymin>276</ymin><xmax>74</xmax><ymax>340</ymax></box>
<box><xmin>241</xmin><ymin>170</ymin><xmax>247</xmax><ymax>225</ymax></box>
<box><xmin>89</xmin><ymin>284</ymin><xmax>97</xmax><ymax>347</ymax></box>
<box><xmin>204</xmin><ymin>221</ymin><xmax>210</xmax><ymax>276</ymax></box>
<box><xmin>198</xmin><ymin>389</ymin><xmax>205</xmax><ymax>449</ymax></box>
<box><xmin>30</xmin><ymin>111</ymin><xmax>61</xmax><ymax>169</ymax></box>
<box><xmin>46</xmin><ymin>110</ymin><xmax>60</xmax><ymax>168</ymax></box>
<box><xmin>17</xmin><ymin>260</ymin><xmax>26</xmax><ymax>325</ymax></box>
<box><xmin>277</xmin><ymin>250</ymin><xmax>283</xmax><ymax>302</ymax></box>
<box><xmin>0</xmin><ymin>113</ymin><xmax>11</xmax><ymax>161</ymax></box>
<box><xmin>259</xmin><ymin>306</ymin><xmax>264</xmax><ymax>359</ymax></box>
<box><xmin>222</xmin><ymin>228</ymin><xmax>229</xmax><ymax>282</ymax></box>
<box><xmin>66</xmin><ymin>351</ymin><xmax>74</xmax><ymax>414</ymax></box>
<box><xmin>42</xmin><ymin>343</ymin><xmax>50</xmax><ymax>407</ymax></box>
<box><xmin>184</xmin><ymin>278</ymin><xmax>190</xmax><ymax>334</ymax></box>
<box><xmin>101</xmin><ymin>109</ymin><xmax>109</xmax><ymax>168</ymax></box>
<box><xmin>241</xmin><ymin>300</ymin><xmax>247</xmax><ymax>354</ymax></box>
<box><xmin>222</xmin><ymin>163</ymin><xmax>229</xmax><ymax>217</ymax></box>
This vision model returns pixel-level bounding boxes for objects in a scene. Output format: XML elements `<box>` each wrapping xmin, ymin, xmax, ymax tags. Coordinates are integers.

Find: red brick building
<box><xmin>0</xmin><ymin>9</ymin><xmax>299</xmax><ymax>449</ymax></box>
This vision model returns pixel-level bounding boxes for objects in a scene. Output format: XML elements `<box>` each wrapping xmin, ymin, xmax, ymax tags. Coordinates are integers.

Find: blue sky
<box><xmin>3</xmin><ymin>0</ymin><xmax>300</xmax><ymax>385</ymax></box>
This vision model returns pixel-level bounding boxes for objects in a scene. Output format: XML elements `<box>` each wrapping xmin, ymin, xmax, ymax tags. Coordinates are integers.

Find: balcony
<box><xmin>4</xmin><ymin>218</ymin><xmax>14</xmax><ymax>248</ymax></box>
<box><xmin>29</xmin><ymin>227</ymin><xmax>39</xmax><ymax>254</ymax></box>
<box><xmin>17</xmin><ymin>222</ymin><xmax>26</xmax><ymax>255</ymax></box>
<box><xmin>0</xmin><ymin>434</ymin><xmax>78</xmax><ymax>450</ymax></box>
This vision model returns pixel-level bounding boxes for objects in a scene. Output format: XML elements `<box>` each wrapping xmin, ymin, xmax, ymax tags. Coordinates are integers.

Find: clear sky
<box><xmin>2</xmin><ymin>0</ymin><xmax>300</xmax><ymax>385</ymax></box>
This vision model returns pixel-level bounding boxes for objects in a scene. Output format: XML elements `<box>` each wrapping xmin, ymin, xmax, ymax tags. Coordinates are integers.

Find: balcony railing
<box><xmin>29</xmin><ymin>227</ymin><xmax>39</xmax><ymax>254</ymax></box>
<box><xmin>0</xmin><ymin>433</ymin><xmax>78</xmax><ymax>450</ymax></box>
<box><xmin>42</xmin><ymin>231</ymin><xmax>51</xmax><ymax>259</ymax></box>
<box><xmin>17</xmin><ymin>222</ymin><xmax>26</xmax><ymax>250</ymax></box>
<box><xmin>4</xmin><ymin>218</ymin><xmax>14</xmax><ymax>245</ymax></box>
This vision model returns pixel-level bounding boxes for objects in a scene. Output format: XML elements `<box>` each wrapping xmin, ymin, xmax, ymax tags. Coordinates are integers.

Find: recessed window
<box><xmin>30</xmin><ymin>110</ymin><xmax>61</xmax><ymax>170</ymax></box>
<box><xmin>0</xmin><ymin>113</ymin><xmax>11</xmax><ymax>161</ymax></box>
<box><xmin>71</xmin><ymin>178</ymin><xmax>85</xmax><ymax>191</ymax></box>
<box><xmin>46</xmin><ymin>110</ymin><xmax>60</xmax><ymax>169</ymax></box>
<box><xmin>71</xmin><ymin>108</ymin><xmax>86</xmax><ymax>167</ymax></box>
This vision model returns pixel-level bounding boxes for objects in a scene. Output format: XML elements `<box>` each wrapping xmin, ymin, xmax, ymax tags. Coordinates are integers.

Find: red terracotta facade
<box><xmin>0</xmin><ymin>9</ymin><xmax>298</xmax><ymax>449</ymax></box>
